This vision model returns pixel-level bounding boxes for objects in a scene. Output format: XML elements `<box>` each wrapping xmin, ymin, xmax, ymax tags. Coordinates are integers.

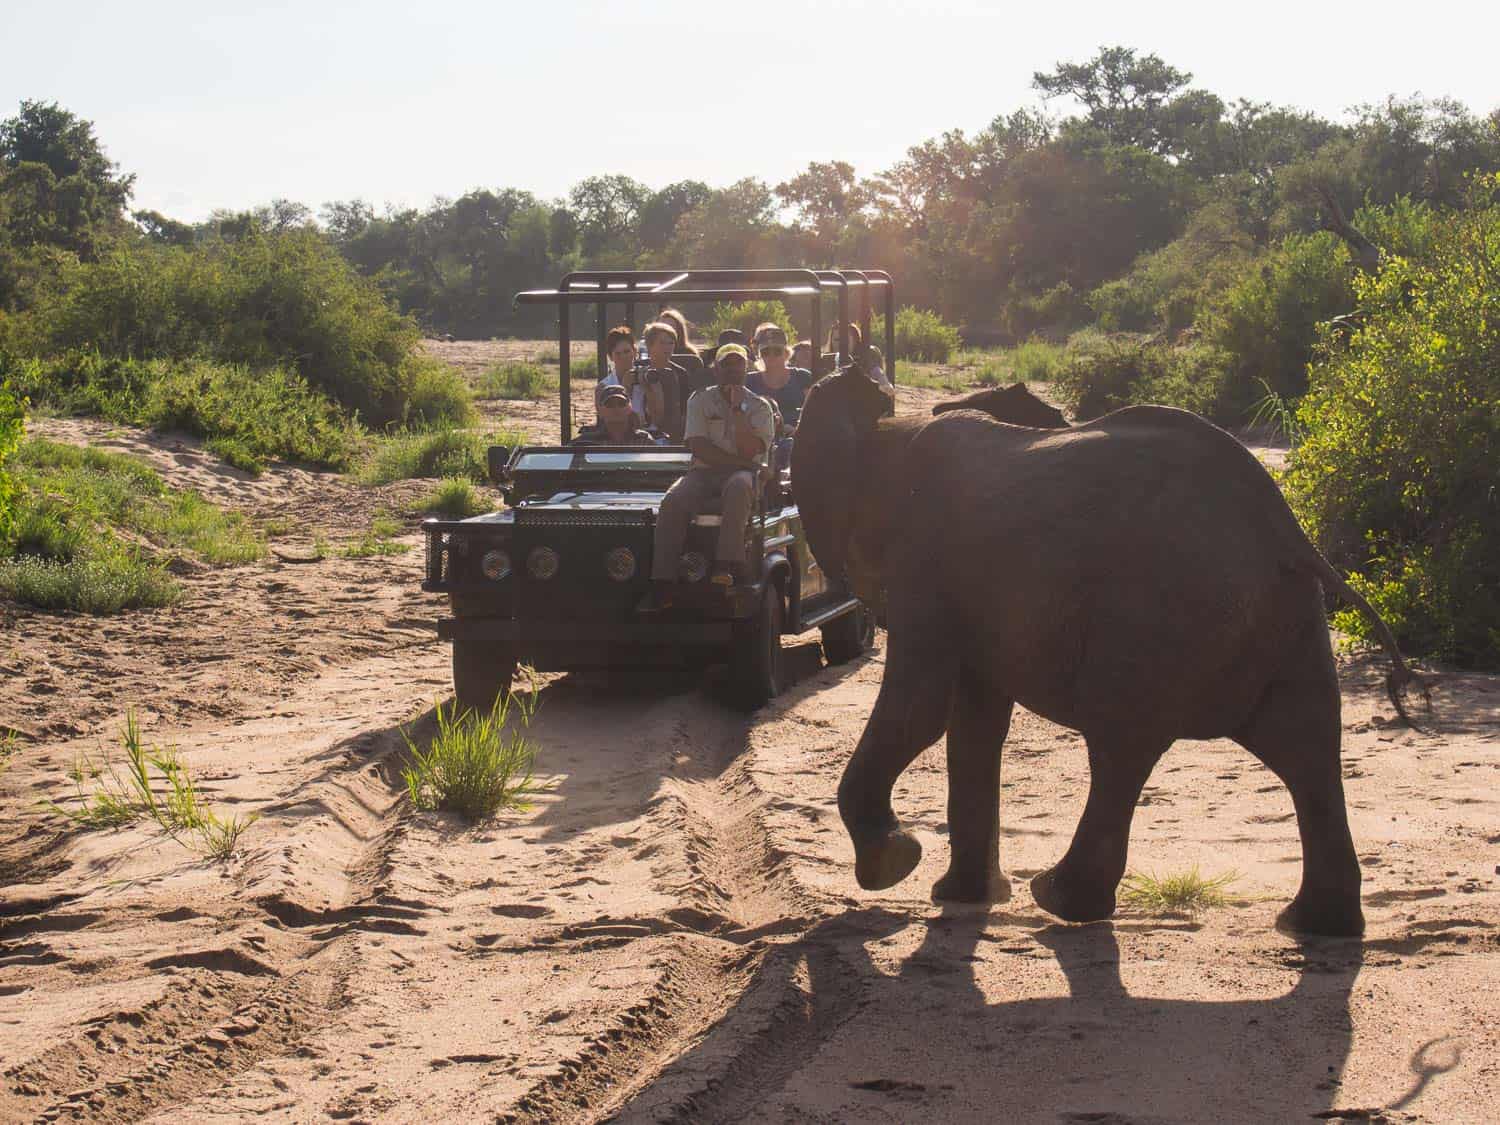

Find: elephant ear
<box><xmin>933</xmin><ymin>383</ymin><xmax>1069</xmax><ymax>429</ymax></box>
<box><xmin>792</xmin><ymin>370</ymin><xmax>888</xmax><ymax>585</ymax></box>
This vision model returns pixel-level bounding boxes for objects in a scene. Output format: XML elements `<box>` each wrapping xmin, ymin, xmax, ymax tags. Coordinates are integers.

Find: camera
<box><xmin>633</xmin><ymin>352</ymin><xmax>660</xmax><ymax>386</ymax></box>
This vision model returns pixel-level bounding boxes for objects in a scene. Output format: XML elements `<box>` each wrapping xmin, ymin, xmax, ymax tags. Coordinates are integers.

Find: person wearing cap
<box><xmin>644</xmin><ymin>342</ymin><xmax>776</xmax><ymax>599</ymax></box>
<box><xmin>748</xmin><ymin>323</ymin><xmax>814</xmax><ymax>430</ymax></box>
<box><xmin>572</xmin><ymin>384</ymin><xmax>656</xmax><ymax>446</ymax></box>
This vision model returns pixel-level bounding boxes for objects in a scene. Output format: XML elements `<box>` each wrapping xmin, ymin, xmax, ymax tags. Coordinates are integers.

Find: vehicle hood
<box><xmin>460</xmin><ymin>491</ymin><xmax>664</xmax><ymax>524</ymax></box>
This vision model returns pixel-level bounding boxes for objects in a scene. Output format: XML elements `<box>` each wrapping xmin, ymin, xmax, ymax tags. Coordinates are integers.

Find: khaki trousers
<box><xmin>651</xmin><ymin>468</ymin><xmax>756</xmax><ymax>580</ymax></box>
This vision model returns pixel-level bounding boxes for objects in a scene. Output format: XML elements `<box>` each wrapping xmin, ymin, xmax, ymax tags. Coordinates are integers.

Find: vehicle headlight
<box><xmin>481</xmin><ymin>548</ymin><xmax>511</xmax><ymax>581</ymax></box>
<box><xmin>526</xmin><ymin>545</ymin><xmax>560</xmax><ymax>581</ymax></box>
<box><xmin>604</xmin><ymin>546</ymin><xmax>637</xmax><ymax>582</ymax></box>
<box><xmin>679</xmin><ymin>551</ymin><xmax>708</xmax><ymax>583</ymax></box>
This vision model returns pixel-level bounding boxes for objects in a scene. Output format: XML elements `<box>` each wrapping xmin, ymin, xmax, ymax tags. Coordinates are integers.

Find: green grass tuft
<box><xmin>402</xmin><ymin>694</ymin><xmax>542</xmax><ymax>820</ymax></box>
<box><xmin>1119</xmin><ymin>867</ymin><xmax>1240</xmax><ymax>917</ymax></box>
<box><xmin>480</xmin><ymin>361</ymin><xmax>554</xmax><ymax>401</ymax></box>
<box><xmin>358</xmin><ymin>424</ymin><xmax>522</xmax><ymax>485</ymax></box>
<box><xmin>418</xmin><ymin>477</ymin><xmax>487</xmax><ymax>518</ymax></box>
<box><xmin>338</xmin><ymin>513</ymin><xmax>409</xmax><ymax>557</ymax></box>
<box><xmin>0</xmin><ymin>552</ymin><xmax>180</xmax><ymax>613</ymax></box>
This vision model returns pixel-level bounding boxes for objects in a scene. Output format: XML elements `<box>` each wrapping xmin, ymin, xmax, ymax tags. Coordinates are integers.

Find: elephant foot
<box><xmin>852</xmin><ymin>827</ymin><xmax>923</xmax><ymax>891</ymax></box>
<box><xmin>933</xmin><ymin>866</ymin><xmax>1011</xmax><ymax>905</ymax></box>
<box><xmin>1275</xmin><ymin>891</ymin><xmax>1365</xmax><ymax>939</ymax></box>
<box><xmin>1029</xmin><ymin>865</ymin><xmax>1116</xmax><ymax>923</ymax></box>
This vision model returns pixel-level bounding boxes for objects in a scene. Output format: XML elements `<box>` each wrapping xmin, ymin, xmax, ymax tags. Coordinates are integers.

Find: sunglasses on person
<box><xmin>759</xmin><ymin>345</ymin><xmax>788</xmax><ymax>357</ymax></box>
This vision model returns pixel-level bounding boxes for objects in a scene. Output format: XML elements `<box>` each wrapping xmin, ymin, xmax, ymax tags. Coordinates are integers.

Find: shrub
<box><xmin>404</xmin><ymin>358</ymin><xmax>475</xmax><ymax>428</ymax></box>
<box><xmin>704</xmin><ymin>300</ymin><xmax>797</xmax><ymax>348</ymax></box>
<box><xmin>359</xmin><ymin>425</ymin><xmax>518</xmax><ymax>485</ymax></box>
<box><xmin>872</xmin><ymin>306</ymin><xmax>963</xmax><ymax>363</ymax></box>
<box><xmin>402</xmin><ymin>694</ymin><xmax>541</xmax><ymax>820</ymax></box>
<box><xmin>8</xmin><ymin>352</ymin><xmax>360</xmax><ymax>470</ymax></box>
<box><xmin>0</xmin><ymin>378</ymin><xmax>23</xmax><ymax>544</ymax></box>
<box><xmin>1010</xmin><ymin>338</ymin><xmax>1064</xmax><ymax>384</ymax></box>
<box><xmin>0</xmin><ymin>551</ymin><xmax>179</xmax><ymax>613</ymax></box>
<box><xmin>419</xmin><ymin>477</ymin><xmax>487</xmax><ymax>517</ymax></box>
<box><xmin>480</xmin><ymin>361</ymin><xmax>554</xmax><ymax>400</ymax></box>
<box><xmin>1052</xmin><ymin>331</ymin><xmax>1152</xmax><ymax>420</ymax></box>
<box><xmin>1285</xmin><ymin>186</ymin><xmax>1500</xmax><ymax>667</ymax></box>
<box><xmin>16</xmin><ymin>230</ymin><xmax>424</xmax><ymax>426</ymax></box>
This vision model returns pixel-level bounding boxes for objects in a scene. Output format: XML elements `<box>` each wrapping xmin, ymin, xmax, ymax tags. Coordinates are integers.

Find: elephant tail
<box><xmin>1299</xmin><ymin>548</ymin><xmax>1431</xmax><ymax>728</ymax></box>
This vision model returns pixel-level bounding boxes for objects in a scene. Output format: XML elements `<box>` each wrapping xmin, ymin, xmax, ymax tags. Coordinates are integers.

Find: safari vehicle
<box><xmin>420</xmin><ymin>268</ymin><xmax>898</xmax><ymax>710</ymax></box>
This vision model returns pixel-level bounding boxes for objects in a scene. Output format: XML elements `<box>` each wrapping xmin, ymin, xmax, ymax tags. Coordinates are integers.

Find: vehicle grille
<box><xmin>514</xmin><ymin>509</ymin><xmax>652</xmax><ymax>528</ymax></box>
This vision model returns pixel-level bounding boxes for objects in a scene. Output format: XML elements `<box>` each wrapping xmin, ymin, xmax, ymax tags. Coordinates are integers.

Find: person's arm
<box><xmin>727</xmin><ymin>386</ymin><xmax>767</xmax><ymax>461</ymax></box>
<box><xmin>687</xmin><ymin>436</ymin><xmax>754</xmax><ymax>468</ymax></box>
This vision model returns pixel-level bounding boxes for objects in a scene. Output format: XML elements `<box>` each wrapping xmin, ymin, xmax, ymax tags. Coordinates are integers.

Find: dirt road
<box><xmin>2</xmin><ymin>356</ymin><xmax>1497</xmax><ymax>1123</ymax></box>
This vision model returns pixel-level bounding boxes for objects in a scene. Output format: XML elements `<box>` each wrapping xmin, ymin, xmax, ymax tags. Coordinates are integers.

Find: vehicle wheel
<box><xmin>452</xmin><ymin>640</ymin><xmax>516</xmax><ymax>715</ymax></box>
<box><xmin>730</xmin><ymin>584</ymin><xmax>784</xmax><ymax>710</ymax></box>
<box><xmin>821</xmin><ymin>601</ymin><xmax>875</xmax><ymax>665</ymax></box>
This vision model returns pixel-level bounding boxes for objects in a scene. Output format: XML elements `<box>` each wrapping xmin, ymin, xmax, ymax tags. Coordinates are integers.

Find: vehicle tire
<box><xmin>821</xmin><ymin>601</ymin><xmax>875</xmax><ymax>665</ymax></box>
<box><xmin>730</xmin><ymin>584</ymin><xmax>784</xmax><ymax>711</ymax></box>
<box><xmin>452</xmin><ymin>640</ymin><xmax>516</xmax><ymax>715</ymax></box>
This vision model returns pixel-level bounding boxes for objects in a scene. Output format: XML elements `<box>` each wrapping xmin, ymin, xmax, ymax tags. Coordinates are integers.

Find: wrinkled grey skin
<box><xmin>934</xmin><ymin>383</ymin><xmax>1069</xmax><ymax>429</ymax></box>
<box><xmin>791</xmin><ymin>370</ymin><xmax>1419</xmax><ymax>937</ymax></box>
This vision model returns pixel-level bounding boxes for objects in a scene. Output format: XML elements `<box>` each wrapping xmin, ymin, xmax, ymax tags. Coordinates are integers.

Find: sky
<box><xmin>5</xmin><ymin>0</ymin><xmax>1498</xmax><ymax>222</ymax></box>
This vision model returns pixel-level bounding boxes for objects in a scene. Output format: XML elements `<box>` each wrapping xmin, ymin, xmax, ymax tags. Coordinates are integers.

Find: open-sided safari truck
<box><xmin>420</xmin><ymin>268</ymin><xmax>896</xmax><ymax>710</ymax></box>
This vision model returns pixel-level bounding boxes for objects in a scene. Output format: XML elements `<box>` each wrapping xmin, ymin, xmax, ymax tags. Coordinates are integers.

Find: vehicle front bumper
<box><xmin>437</xmin><ymin>618</ymin><xmax>733</xmax><ymax>645</ymax></box>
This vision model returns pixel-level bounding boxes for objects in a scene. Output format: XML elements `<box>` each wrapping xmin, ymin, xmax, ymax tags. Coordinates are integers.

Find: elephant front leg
<box><xmin>933</xmin><ymin>667</ymin><xmax>1013</xmax><ymax>904</ymax></box>
<box><xmin>837</xmin><ymin>622</ymin><xmax>956</xmax><ymax>893</ymax></box>
<box><xmin>1031</xmin><ymin>732</ymin><xmax>1170</xmax><ymax>923</ymax></box>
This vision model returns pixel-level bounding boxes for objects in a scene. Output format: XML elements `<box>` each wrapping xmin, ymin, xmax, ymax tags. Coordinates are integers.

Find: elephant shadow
<box><xmin>629</xmin><ymin>908</ymin><xmax>1449</xmax><ymax>1123</ymax></box>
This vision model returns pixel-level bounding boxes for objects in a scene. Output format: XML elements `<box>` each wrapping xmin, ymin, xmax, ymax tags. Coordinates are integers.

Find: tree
<box><xmin>567</xmin><ymin>174</ymin><xmax>649</xmax><ymax>260</ymax></box>
<box><xmin>776</xmin><ymin>161</ymin><xmax>869</xmax><ymax>244</ymax></box>
<box><xmin>1034</xmin><ymin>46</ymin><xmax>1218</xmax><ymax>157</ymax></box>
<box><xmin>637</xmin><ymin>180</ymin><xmax>710</xmax><ymax>252</ymax></box>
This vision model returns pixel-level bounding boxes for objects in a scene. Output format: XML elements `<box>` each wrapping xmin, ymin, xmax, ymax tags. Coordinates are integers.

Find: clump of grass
<box><xmin>480</xmin><ymin>362</ymin><xmax>554</xmax><ymax>401</ymax></box>
<box><xmin>0</xmin><ymin>552</ymin><xmax>180</xmax><ymax>613</ymax></box>
<box><xmin>205</xmin><ymin>435</ymin><xmax>264</xmax><ymax>475</ymax></box>
<box><xmin>0</xmin><ymin>729</ymin><xmax>19</xmax><ymax>775</ymax></box>
<box><xmin>1247</xmin><ymin>377</ymin><xmax>1304</xmax><ymax>446</ymax></box>
<box><xmin>1010</xmin><ymin>338</ymin><xmax>1064</xmax><ymax>384</ymax></box>
<box><xmin>419</xmin><ymin>477</ymin><xmax>487</xmax><ymax>518</ymax></box>
<box><xmin>1119</xmin><ymin>867</ymin><xmax>1240</xmax><ymax>918</ymax></box>
<box><xmin>49</xmin><ymin>711</ymin><xmax>258</xmax><ymax>857</ymax></box>
<box><xmin>359</xmin><ymin>424</ymin><xmax>522</xmax><ymax>485</ymax></box>
<box><xmin>338</xmin><ymin>513</ymin><xmax>408</xmax><ymax>557</ymax></box>
<box><xmin>402</xmin><ymin>694</ymin><xmax>541</xmax><ymax>820</ymax></box>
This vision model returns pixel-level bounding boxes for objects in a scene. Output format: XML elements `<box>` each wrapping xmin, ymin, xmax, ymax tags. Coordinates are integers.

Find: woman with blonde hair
<box><xmin>657</xmin><ymin>308</ymin><xmax>698</xmax><ymax>362</ymax></box>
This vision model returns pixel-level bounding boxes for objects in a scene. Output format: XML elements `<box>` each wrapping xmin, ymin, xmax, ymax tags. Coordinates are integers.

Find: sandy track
<box><xmin>2</xmin><ymin>359</ymin><xmax>1497</xmax><ymax>1123</ymax></box>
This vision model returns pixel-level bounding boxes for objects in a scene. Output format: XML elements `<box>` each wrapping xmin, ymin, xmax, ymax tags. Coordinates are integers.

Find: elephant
<box><xmin>934</xmin><ymin>383</ymin><xmax>1069</xmax><ymax>429</ymax></box>
<box><xmin>790</xmin><ymin>368</ymin><xmax>1421</xmax><ymax>937</ymax></box>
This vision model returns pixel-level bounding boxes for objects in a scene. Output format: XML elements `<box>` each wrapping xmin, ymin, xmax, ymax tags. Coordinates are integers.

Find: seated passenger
<box><xmin>658</xmin><ymin>307</ymin><xmax>700</xmax><ymax>364</ymax></box>
<box><xmin>747</xmin><ymin>325</ymin><xmax>813</xmax><ymax>429</ymax></box>
<box><xmin>643</xmin><ymin>344</ymin><xmax>775</xmax><ymax>600</ymax></box>
<box><xmin>790</xmin><ymin>339</ymin><xmax>814</xmax><ymax>372</ymax></box>
<box><xmin>573</xmin><ymin>385</ymin><xmax>656</xmax><ymax>446</ymax></box>
<box><xmin>825</xmin><ymin>322</ymin><xmax>864</xmax><ymax>368</ymax></box>
<box><xmin>595</xmin><ymin>325</ymin><xmax>649</xmax><ymax>419</ymax></box>
<box><xmin>640</xmin><ymin>320</ymin><xmax>687</xmax><ymax>441</ymax></box>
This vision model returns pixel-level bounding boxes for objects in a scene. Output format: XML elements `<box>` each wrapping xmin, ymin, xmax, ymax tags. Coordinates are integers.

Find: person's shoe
<box><xmin>636</xmin><ymin>584</ymin><xmax>675</xmax><ymax>612</ymax></box>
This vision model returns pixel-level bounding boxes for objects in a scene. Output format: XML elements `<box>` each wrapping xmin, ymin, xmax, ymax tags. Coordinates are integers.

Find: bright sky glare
<box><xmin>5</xmin><ymin>0</ymin><xmax>1497</xmax><ymax>222</ymax></box>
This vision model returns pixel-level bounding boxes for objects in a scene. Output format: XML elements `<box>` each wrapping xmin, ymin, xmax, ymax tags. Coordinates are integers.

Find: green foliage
<box><xmin>359</xmin><ymin>424</ymin><xmax>520</xmax><ymax>485</ymax></box>
<box><xmin>51</xmin><ymin>711</ymin><xmax>257</xmax><ymax>857</ymax></box>
<box><xmin>402</xmin><ymin>694</ymin><xmax>541</xmax><ymax>820</ymax></box>
<box><xmin>404</xmin><ymin>358</ymin><xmax>475</xmax><ymax>428</ymax></box>
<box><xmin>704</xmin><ymin>300</ymin><xmax>797</xmax><ymax>348</ymax></box>
<box><xmin>1197</xmin><ymin>231</ymin><xmax>1354</xmax><ymax>406</ymax></box>
<box><xmin>1285</xmin><ymin>185</ymin><xmax>1500</xmax><ymax>666</ymax></box>
<box><xmin>1053</xmin><ymin>332</ymin><xmax>1235</xmax><ymax>420</ymax></box>
<box><xmin>480</xmin><ymin>361</ymin><xmax>554</xmax><ymax>401</ymax></box>
<box><xmin>1010</xmin><ymin>338</ymin><xmax>1065</xmax><ymax>384</ymax></box>
<box><xmin>15</xmin><ymin>229</ymin><xmax>425</xmax><ymax>426</ymax></box>
<box><xmin>0</xmin><ymin>551</ymin><xmax>179</xmax><ymax>613</ymax></box>
<box><xmin>419</xmin><ymin>477</ymin><xmax>487</xmax><ymax>518</ymax></box>
<box><xmin>871</xmin><ymin>307</ymin><xmax>963</xmax><ymax>362</ymax></box>
<box><xmin>1120</xmin><ymin>867</ymin><xmax>1239</xmax><ymax>916</ymax></box>
<box><xmin>339</xmin><ymin>514</ymin><xmax>408</xmax><ymax>557</ymax></box>
<box><xmin>0</xmin><ymin>377</ymin><xmax>23</xmax><ymax>542</ymax></box>
<box><xmin>8</xmin><ymin>352</ymin><xmax>361</xmax><ymax>470</ymax></box>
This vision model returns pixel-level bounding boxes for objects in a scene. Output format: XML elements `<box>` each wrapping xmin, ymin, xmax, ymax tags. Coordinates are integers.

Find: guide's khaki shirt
<box><xmin>684</xmin><ymin>387</ymin><xmax>776</xmax><ymax>468</ymax></box>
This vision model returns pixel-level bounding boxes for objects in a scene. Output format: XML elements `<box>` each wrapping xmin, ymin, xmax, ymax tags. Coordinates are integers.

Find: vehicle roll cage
<box><xmin>514</xmin><ymin>267</ymin><xmax>895</xmax><ymax>443</ymax></box>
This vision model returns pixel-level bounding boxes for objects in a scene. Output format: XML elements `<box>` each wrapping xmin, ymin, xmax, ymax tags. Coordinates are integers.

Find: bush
<box><xmin>419</xmin><ymin>477</ymin><xmax>487</xmax><ymax>517</ymax></box>
<box><xmin>480</xmin><ymin>361</ymin><xmax>553</xmax><ymax>400</ymax></box>
<box><xmin>872</xmin><ymin>306</ymin><xmax>963</xmax><ymax>362</ymax></box>
<box><xmin>15</xmin><ymin>230</ymin><xmax>425</xmax><ymax>426</ymax></box>
<box><xmin>359</xmin><ymin>425</ymin><xmax>521</xmax><ymax>485</ymax></box>
<box><xmin>0</xmin><ymin>551</ymin><xmax>179</xmax><ymax>613</ymax></box>
<box><xmin>1010</xmin><ymin>338</ymin><xmax>1064</xmax><ymax>384</ymax></box>
<box><xmin>405</xmin><ymin>358</ymin><xmax>474</xmax><ymax>428</ymax></box>
<box><xmin>1052</xmin><ymin>331</ymin><xmax>1152</xmax><ymax>420</ymax></box>
<box><xmin>1284</xmin><ymin>187</ymin><xmax>1500</xmax><ymax>667</ymax></box>
<box><xmin>704</xmin><ymin>300</ymin><xmax>796</xmax><ymax>348</ymax></box>
<box><xmin>8</xmin><ymin>352</ymin><xmax>360</xmax><ymax>470</ymax></box>
<box><xmin>0</xmin><ymin>378</ymin><xmax>23</xmax><ymax>544</ymax></box>
<box><xmin>402</xmin><ymin>694</ymin><xmax>540</xmax><ymax>820</ymax></box>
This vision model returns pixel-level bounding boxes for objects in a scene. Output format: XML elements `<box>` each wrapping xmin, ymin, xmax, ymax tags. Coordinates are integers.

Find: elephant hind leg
<box><xmin>838</xmin><ymin>616</ymin><xmax>957</xmax><ymax>892</ymax></box>
<box><xmin>932</xmin><ymin>664</ymin><xmax>1013</xmax><ymax>904</ymax></box>
<box><xmin>1233</xmin><ymin>642</ymin><xmax>1363</xmax><ymax>937</ymax></box>
<box><xmin>1031</xmin><ymin>731</ymin><xmax>1170</xmax><ymax>923</ymax></box>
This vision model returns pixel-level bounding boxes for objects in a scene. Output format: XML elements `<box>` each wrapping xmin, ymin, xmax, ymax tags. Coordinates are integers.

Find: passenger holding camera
<box><xmin>595</xmin><ymin>324</ymin><xmax>680</xmax><ymax>439</ymax></box>
<box><xmin>640</xmin><ymin>321</ymin><xmax>687</xmax><ymax>441</ymax></box>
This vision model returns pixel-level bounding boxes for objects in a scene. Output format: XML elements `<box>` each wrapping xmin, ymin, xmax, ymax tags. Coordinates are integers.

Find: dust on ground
<box><xmin>1</xmin><ymin>342</ymin><xmax>1495</xmax><ymax>1123</ymax></box>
